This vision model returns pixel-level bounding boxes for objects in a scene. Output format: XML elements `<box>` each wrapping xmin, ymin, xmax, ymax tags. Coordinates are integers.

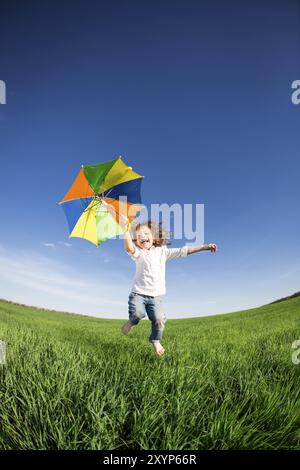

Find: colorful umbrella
<box><xmin>59</xmin><ymin>156</ymin><xmax>144</xmax><ymax>247</ymax></box>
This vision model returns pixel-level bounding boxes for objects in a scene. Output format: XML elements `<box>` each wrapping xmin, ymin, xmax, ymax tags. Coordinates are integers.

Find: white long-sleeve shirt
<box><xmin>128</xmin><ymin>245</ymin><xmax>189</xmax><ymax>297</ymax></box>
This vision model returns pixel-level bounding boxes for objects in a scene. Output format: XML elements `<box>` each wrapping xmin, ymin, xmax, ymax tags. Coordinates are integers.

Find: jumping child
<box><xmin>121</xmin><ymin>221</ymin><xmax>217</xmax><ymax>356</ymax></box>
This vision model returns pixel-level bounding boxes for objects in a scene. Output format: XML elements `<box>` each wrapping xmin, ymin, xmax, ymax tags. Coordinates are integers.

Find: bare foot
<box><xmin>121</xmin><ymin>321</ymin><xmax>135</xmax><ymax>335</ymax></box>
<box><xmin>152</xmin><ymin>342</ymin><xmax>165</xmax><ymax>356</ymax></box>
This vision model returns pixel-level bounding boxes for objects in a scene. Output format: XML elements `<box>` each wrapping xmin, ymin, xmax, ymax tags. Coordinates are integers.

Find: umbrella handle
<box><xmin>116</xmin><ymin>212</ymin><xmax>130</xmax><ymax>230</ymax></box>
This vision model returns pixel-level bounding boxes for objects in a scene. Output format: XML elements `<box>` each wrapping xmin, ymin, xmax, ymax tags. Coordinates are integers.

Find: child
<box><xmin>121</xmin><ymin>221</ymin><xmax>217</xmax><ymax>356</ymax></box>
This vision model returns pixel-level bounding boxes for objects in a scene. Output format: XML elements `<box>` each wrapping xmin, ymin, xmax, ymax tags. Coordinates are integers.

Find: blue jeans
<box><xmin>128</xmin><ymin>292</ymin><xmax>166</xmax><ymax>343</ymax></box>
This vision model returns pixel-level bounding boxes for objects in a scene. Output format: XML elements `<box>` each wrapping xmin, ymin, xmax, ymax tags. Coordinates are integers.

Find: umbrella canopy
<box><xmin>59</xmin><ymin>156</ymin><xmax>144</xmax><ymax>247</ymax></box>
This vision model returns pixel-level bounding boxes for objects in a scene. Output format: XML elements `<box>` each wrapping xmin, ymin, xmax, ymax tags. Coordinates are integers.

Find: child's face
<box><xmin>136</xmin><ymin>226</ymin><xmax>154</xmax><ymax>250</ymax></box>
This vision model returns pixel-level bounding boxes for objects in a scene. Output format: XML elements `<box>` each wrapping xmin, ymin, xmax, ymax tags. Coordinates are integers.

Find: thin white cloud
<box><xmin>0</xmin><ymin>245</ymin><xmax>128</xmax><ymax>318</ymax></box>
<box><xmin>278</xmin><ymin>266</ymin><xmax>300</xmax><ymax>280</ymax></box>
<box><xmin>43</xmin><ymin>242</ymin><xmax>55</xmax><ymax>248</ymax></box>
<box><xmin>58</xmin><ymin>241</ymin><xmax>72</xmax><ymax>248</ymax></box>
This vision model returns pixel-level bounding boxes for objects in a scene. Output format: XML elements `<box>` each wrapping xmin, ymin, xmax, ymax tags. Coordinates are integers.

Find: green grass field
<box><xmin>0</xmin><ymin>296</ymin><xmax>299</xmax><ymax>450</ymax></box>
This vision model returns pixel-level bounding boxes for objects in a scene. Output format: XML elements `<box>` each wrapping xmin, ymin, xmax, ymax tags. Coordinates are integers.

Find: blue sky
<box><xmin>0</xmin><ymin>0</ymin><xmax>299</xmax><ymax>318</ymax></box>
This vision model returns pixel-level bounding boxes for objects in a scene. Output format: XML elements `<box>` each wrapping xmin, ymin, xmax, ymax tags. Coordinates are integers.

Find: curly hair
<box><xmin>130</xmin><ymin>220</ymin><xmax>171</xmax><ymax>247</ymax></box>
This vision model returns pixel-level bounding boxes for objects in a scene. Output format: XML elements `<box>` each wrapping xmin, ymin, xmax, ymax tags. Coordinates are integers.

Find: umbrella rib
<box><xmin>100</xmin><ymin>187</ymin><xmax>113</xmax><ymax>199</ymax></box>
<box><xmin>83</xmin><ymin>197</ymin><xmax>101</xmax><ymax>212</ymax></box>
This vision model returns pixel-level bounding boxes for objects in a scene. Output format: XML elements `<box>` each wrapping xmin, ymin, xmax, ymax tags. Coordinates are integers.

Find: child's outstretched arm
<box><xmin>123</xmin><ymin>223</ymin><xmax>136</xmax><ymax>255</ymax></box>
<box><xmin>187</xmin><ymin>243</ymin><xmax>217</xmax><ymax>255</ymax></box>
